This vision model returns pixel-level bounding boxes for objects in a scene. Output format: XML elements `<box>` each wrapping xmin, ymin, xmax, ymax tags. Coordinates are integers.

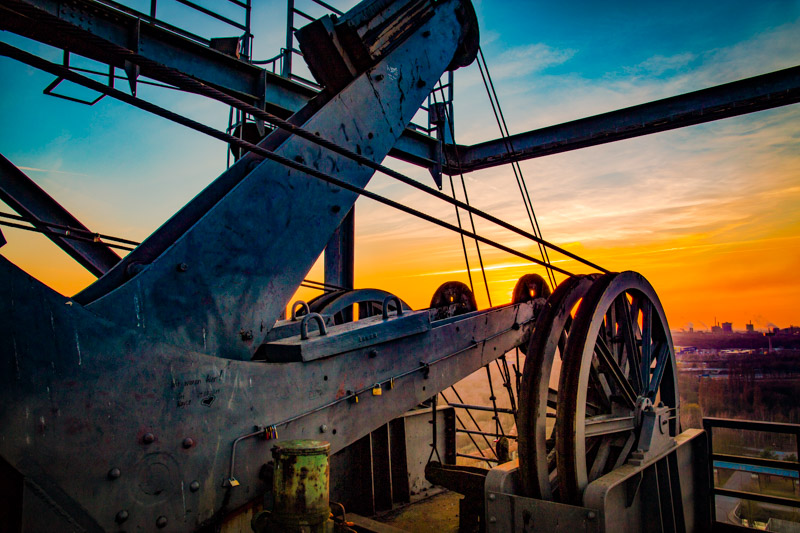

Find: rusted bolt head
<box><xmin>115</xmin><ymin>510</ymin><xmax>129</xmax><ymax>523</ymax></box>
<box><xmin>156</xmin><ymin>515</ymin><xmax>168</xmax><ymax>528</ymax></box>
<box><xmin>107</xmin><ymin>467</ymin><xmax>121</xmax><ymax>480</ymax></box>
<box><xmin>190</xmin><ymin>480</ymin><xmax>200</xmax><ymax>492</ymax></box>
<box><xmin>182</xmin><ymin>437</ymin><xmax>194</xmax><ymax>449</ymax></box>
<box><xmin>142</xmin><ymin>432</ymin><xmax>155</xmax><ymax>444</ymax></box>
<box><xmin>319</xmin><ymin>424</ymin><xmax>328</xmax><ymax>433</ymax></box>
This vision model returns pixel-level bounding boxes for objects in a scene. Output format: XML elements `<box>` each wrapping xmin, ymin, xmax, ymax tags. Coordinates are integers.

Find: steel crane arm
<box><xmin>67</xmin><ymin>0</ymin><xmax>477</xmax><ymax>361</ymax></box>
<box><xmin>0</xmin><ymin>251</ymin><xmax>536</xmax><ymax>532</ymax></box>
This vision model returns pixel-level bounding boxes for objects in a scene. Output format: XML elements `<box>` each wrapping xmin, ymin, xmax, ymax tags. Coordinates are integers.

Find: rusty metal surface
<box><xmin>0</xmin><ymin>253</ymin><xmax>533</xmax><ymax>531</ymax></box>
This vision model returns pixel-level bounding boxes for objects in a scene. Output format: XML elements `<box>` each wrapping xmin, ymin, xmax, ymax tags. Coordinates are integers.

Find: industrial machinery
<box><xmin>0</xmin><ymin>0</ymin><xmax>798</xmax><ymax>531</ymax></box>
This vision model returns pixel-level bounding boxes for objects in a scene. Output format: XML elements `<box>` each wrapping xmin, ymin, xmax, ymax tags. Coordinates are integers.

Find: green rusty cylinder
<box><xmin>271</xmin><ymin>439</ymin><xmax>331</xmax><ymax>530</ymax></box>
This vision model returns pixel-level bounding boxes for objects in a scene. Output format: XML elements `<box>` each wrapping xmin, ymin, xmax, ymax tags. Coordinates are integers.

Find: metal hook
<box><xmin>291</xmin><ymin>300</ymin><xmax>310</xmax><ymax>321</ymax></box>
<box><xmin>382</xmin><ymin>295</ymin><xmax>403</xmax><ymax>320</ymax></box>
<box><xmin>300</xmin><ymin>313</ymin><xmax>327</xmax><ymax>340</ymax></box>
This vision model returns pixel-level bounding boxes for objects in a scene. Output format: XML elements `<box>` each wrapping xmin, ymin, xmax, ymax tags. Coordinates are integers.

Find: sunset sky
<box><xmin>1</xmin><ymin>0</ymin><xmax>799</xmax><ymax>332</ymax></box>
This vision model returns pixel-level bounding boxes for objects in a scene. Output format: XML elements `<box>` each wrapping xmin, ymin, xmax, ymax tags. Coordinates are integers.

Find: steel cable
<box><xmin>0</xmin><ymin>41</ymin><xmax>606</xmax><ymax>276</ymax></box>
<box><xmin>477</xmin><ymin>48</ymin><xmax>558</xmax><ymax>289</ymax></box>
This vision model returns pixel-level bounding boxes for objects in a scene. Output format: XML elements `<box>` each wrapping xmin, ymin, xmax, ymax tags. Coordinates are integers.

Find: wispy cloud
<box><xmin>17</xmin><ymin>165</ymin><xmax>89</xmax><ymax>177</ymax></box>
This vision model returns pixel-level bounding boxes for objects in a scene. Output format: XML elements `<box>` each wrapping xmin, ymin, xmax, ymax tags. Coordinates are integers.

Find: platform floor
<box><xmin>374</xmin><ymin>490</ymin><xmax>461</xmax><ymax>532</ymax></box>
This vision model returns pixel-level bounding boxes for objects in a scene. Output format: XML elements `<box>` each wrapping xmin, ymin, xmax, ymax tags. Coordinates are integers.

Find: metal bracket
<box><xmin>43</xmin><ymin>51</ymin><xmax>106</xmax><ymax>106</ymax></box>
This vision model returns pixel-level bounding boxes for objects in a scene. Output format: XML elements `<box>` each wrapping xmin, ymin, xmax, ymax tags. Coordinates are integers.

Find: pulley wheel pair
<box><xmin>518</xmin><ymin>271</ymin><xmax>679</xmax><ymax>504</ymax></box>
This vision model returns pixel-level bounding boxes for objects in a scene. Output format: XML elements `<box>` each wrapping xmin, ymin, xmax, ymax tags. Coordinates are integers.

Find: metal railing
<box><xmin>95</xmin><ymin>0</ymin><xmax>253</xmax><ymax>56</ymax></box>
<box><xmin>703</xmin><ymin>417</ymin><xmax>800</xmax><ymax>530</ymax></box>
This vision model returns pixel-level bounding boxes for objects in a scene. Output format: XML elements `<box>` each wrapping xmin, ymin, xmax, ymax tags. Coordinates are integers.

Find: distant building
<box><xmin>711</xmin><ymin>325</ymin><xmax>722</xmax><ymax>334</ymax></box>
<box><xmin>773</xmin><ymin>327</ymin><xmax>780</xmax><ymax>334</ymax></box>
<box><xmin>722</xmin><ymin>322</ymin><xmax>733</xmax><ymax>334</ymax></box>
<box><xmin>746</xmin><ymin>322</ymin><xmax>754</xmax><ymax>333</ymax></box>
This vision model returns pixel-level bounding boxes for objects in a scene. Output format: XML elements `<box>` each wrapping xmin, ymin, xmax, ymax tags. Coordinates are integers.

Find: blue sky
<box><xmin>1</xmin><ymin>0</ymin><xmax>799</xmax><ymax>329</ymax></box>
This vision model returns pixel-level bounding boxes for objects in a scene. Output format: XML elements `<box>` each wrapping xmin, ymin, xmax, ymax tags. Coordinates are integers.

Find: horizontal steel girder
<box><xmin>0</xmin><ymin>154</ymin><xmax>120</xmax><ymax>276</ymax></box>
<box><xmin>447</xmin><ymin>65</ymin><xmax>800</xmax><ymax>174</ymax></box>
<box><xmin>3</xmin><ymin>0</ymin><xmax>796</xmax><ymax>180</ymax></box>
<box><xmin>0</xmin><ymin>0</ymin><xmax>439</xmax><ymax>168</ymax></box>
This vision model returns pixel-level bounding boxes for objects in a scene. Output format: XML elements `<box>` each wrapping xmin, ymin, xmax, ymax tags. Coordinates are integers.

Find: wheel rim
<box><xmin>518</xmin><ymin>274</ymin><xmax>597</xmax><ymax>500</ymax></box>
<box><xmin>308</xmin><ymin>288</ymin><xmax>410</xmax><ymax>324</ymax></box>
<box><xmin>555</xmin><ymin>271</ymin><xmax>679</xmax><ymax>505</ymax></box>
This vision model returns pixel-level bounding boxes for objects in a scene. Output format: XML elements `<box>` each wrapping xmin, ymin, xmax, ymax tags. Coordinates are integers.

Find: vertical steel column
<box><xmin>283</xmin><ymin>0</ymin><xmax>295</xmax><ymax>76</ymax></box>
<box><xmin>324</xmin><ymin>207</ymin><xmax>354</xmax><ymax>286</ymax></box>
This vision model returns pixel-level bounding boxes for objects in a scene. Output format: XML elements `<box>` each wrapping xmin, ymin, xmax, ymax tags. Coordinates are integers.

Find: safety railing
<box><xmin>704</xmin><ymin>417</ymin><xmax>800</xmax><ymax>531</ymax></box>
<box><xmin>95</xmin><ymin>0</ymin><xmax>253</xmax><ymax>58</ymax></box>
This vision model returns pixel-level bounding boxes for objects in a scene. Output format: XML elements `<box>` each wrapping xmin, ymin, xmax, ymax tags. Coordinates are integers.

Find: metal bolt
<box><xmin>182</xmin><ymin>437</ymin><xmax>194</xmax><ymax>449</ymax></box>
<box><xmin>587</xmin><ymin>511</ymin><xmax>597</xmax><ymax>520</ymax></box>
<box><xmin>142</xmin><ymin>432</ymin><xmax>155</xmax><ymax>444</ymax></box>
<box><xmin>125</xmin><ymin>262</ymin><xmax>145</xmax><ymax>276</ymax></box>
<box><xmin>115</xmin><ymin>510</ymin><xmax>129</xmax><ymax>523</ymax></box>
<box><xmin>368</xmin><ymin>349</ymin><xmax>378</xmax><ymax>358</ymax></box>
<box><xmin>488</xmin><ymin>493</ymin><xmax>496</xmax><ymax>501</ymax></box>
<box><xmin>319</xmin><ymin>424</ymin><xmax>328</xmax><ymax>433</ymax></box>
<box><xmin>177</xmin><ymin>262</ymin><xmax>188</xmax><ymax>272</ymax></box>
<box><xmin>488</xmin><ymin>516</ymin><xmax>497</xmax><ymax>524</ymax></box>
<box><xmin>156</xmin><ymin>515</ymin><xmax>168</xmax><ymax>528</ymax></box>
<box><xmin>107</xmin><ymin>467</ymin><xmax>121</xmax><ymax>480</ymax></box>
<box><xmin>190</xmin><ymin>480</ymin><xmax>200</xmax><ymax>492</ymax></box>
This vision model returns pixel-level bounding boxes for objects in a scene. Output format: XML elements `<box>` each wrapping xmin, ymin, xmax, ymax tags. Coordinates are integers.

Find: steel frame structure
<box><xmin>1</xmin><ymin>0</ymin><xmax>800</xmax><ymax>532</ymax></box>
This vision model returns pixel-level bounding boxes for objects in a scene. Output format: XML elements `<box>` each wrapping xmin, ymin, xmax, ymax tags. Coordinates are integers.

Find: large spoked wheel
<box><xmin>555</xmin><ymin>271</ymin><xmax>679</xmax><ymax>505</ymax></box>
<box><xmin>518</xmin><ymin>275</ymin><xmax>597</xmax><ymax>500</ymax></box>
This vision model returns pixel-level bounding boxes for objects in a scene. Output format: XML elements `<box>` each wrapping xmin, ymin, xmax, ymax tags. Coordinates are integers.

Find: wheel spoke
<box><xmin>547</xmin><ymin>387</ymin><xmax>558</xmax><ymax>410</ymax></box>
<box><xmin>639</xmin><ymin>299</ymin><xmax>652</xmax><ymax>390</ymax></box>
<box><xmin>647</xmin><ymin>341</ymin><xmax>669</xmax><ymax>400</ymax></box>
<box><xmin>588</xmin><ymin>362</ymin><xmax>613</xmax><ymax>411</ymax></box>
<box><xmin>588</xmin><ymin>437</ymin><xmax>613</xmax><ymax>482</ymax></box>
<box><xmin>584</xmin><ymin>415</ymin><xmax>635</xmax><ymax>438</ymax></box>
<box><xmin>613</xmin><ymin>433</ymin><xmax>637</xmax><ymax>470</ymax></box>
<box><xmin>594</xmin><ymin>336</ymin><xmax>637</xmax><ymax>409</ymax></box>
<box><xmin>615</xmin><ymin>294</ymin><xmax>642</xmax><ymax>393</ymax></box>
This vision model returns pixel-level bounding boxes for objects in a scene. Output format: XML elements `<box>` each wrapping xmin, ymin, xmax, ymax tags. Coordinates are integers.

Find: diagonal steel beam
<box><xmin>0</xmin><ymin>154</ymin><xmax>120</xmax><ymax>276</ymax></box>
<box><xmin>447</xmin><ymin>65</ymin><xmax>800</xmax><ymax>174</ymax></box>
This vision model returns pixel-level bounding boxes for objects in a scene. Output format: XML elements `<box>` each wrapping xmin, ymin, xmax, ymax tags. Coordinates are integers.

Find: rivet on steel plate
<box><xmin>319</xmin><ymin>424</ymin><xmax>328</xmax><ymax>433</ymax></box>
<box><xmin>190</xmin><ymin>480</ymin><xmax>200</xmax><ymax>492</ymax></box>
<box><xmin>176</xmin><ymin>262</ymin><xmax>188</xmax><ymax>272</ymax></box>
<box><xmin>587</xmin><ymin>511</ymin><xmax>597</xmax><ymax>520</ymax></box>
<box><xmin>156</xmin><ymin>515</ymin><xmax>168</xmax><ymax>528</ymax></box>
<box><xmin>115</xmin><ymin>510</ymin><xmax>129</xmax><ymax>523</ymax></box>
<box><xmin>107</xmin><ymin>467</ymin><xmax>121</xmax><ymax>480</ymax></box>
<box><xmin>488</xmin><ymin>516</ymin><xmax>497</xmax><ymax>524</ymax></box>
<box><xmin>182</xmin><ymin>437</ymin><xmax>194</xmax><ymax>449</ymax></box>
<box><xmin>142</xmin><ymin>432</ymin><xmax>155</xmax><ymax>444</ymax></box>
<box><xmin>488</xmin><ymin>493</ymin><xmax>495</xmax><ymax>501</ymax></box>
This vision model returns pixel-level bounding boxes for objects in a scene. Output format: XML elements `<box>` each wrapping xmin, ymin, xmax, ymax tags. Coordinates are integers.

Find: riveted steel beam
<box><xmin>0</xmin><ymin>154</ymin><xmax>120</xmax><ymax>275</ymax></box>
<box><xmin>447</xmin><ymin>65</ymin><xmax>800</xmax><ymax>174</ymax></box>
<box><xmin>0</xmin><ymin>0</ymin><xmax>439</xmax><ymax>165</ymax></box>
